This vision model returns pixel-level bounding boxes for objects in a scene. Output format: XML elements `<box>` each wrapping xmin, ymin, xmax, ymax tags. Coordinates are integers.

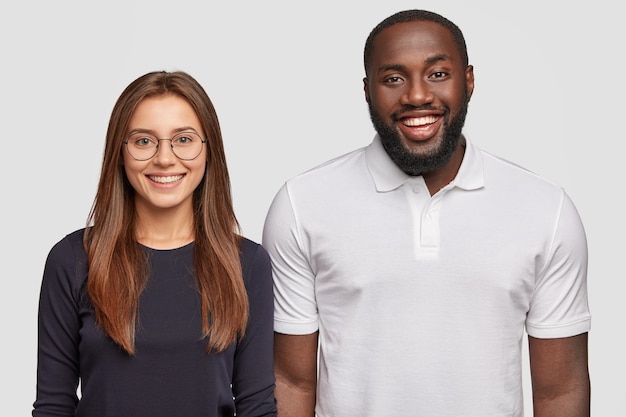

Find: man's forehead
<box><xmin>372</xmin><ymin>21</ymin><xmax>458</xmax><ymax>62</ymax></box>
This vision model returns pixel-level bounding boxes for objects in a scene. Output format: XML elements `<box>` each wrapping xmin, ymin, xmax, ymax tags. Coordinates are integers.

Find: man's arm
<box><xmin>274</xmin><ymin>332</ymin><xmax>318</xmax><ymax>417</ymax></box>
<box><xmin>529</xmin><ymin>332</ymin><xmax>590</xmax><ymax>417</ymax></box>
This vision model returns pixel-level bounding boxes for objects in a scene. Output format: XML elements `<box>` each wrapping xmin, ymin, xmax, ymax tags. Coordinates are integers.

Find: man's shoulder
<box><xmin>478</xmin><ymin>147</ymin><xmax>562</xmax><ymax>191</ymax></box>
<box><xmin>285</xmin><ymin>145</ymin><xmax>369</xmax><ymax>187</ymax></box>
<box><xmin>265</xmin><ymin>145</ymin><xmax>372</xmax><ymax>223</ymax></box>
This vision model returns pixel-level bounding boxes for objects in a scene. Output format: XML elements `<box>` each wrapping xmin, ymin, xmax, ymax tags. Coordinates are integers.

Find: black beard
<box><xmin>368</xmin><ymin>95</ymin><xmax>469</xmax><ymax>176</ymax></box>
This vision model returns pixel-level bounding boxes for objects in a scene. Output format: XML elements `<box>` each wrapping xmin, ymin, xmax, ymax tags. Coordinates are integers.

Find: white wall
<box><xmin>2</xmin><ymin>1</ymin><xmax>622</xmax><ymax>415</ymax></box>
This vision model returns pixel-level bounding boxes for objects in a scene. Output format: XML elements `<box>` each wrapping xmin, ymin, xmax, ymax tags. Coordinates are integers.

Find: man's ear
<box><xmin>363</xmin><ymin>77</ymin><xmax>370</xmax><ymax>103</ymax></box>
<box><xmin>465</xmin><ymin>65</ymin><xmax>475</xmax><ymax>101</ymax></box>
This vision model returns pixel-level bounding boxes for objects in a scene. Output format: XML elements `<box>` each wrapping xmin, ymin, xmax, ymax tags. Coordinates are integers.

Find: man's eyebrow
<box><xmin>376</xmin><ymin>54</ymin><xmax>453</xmax><ymax>74</ymax></box>
<box><xmin>425</xmin><ymin>54</ymin><xmax>451</xmax><ymax>65</ymax></box>
<box><xmin>377</xmin><ymin>64</ymin><xmax>406</xmax><ymax>74</ymax></box>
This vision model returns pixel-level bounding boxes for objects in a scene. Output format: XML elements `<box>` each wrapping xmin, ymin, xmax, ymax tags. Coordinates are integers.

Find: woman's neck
<box><xmin>134</xmin><ymin>202</ymin><xmax>195</xmax><ymax>250</ymax></box>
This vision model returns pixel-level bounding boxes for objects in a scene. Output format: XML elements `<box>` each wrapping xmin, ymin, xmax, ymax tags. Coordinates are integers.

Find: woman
<box><xmin>33</xmin><ymin>71</ymin><xmax>277</xmax><ymax>417</ymax></box>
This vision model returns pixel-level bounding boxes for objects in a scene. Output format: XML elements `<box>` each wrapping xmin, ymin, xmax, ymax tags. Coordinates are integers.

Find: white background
<box><xmin>1</xmin><ymin>1</ymin><xmax>623</xmax><ymax>415</ymax></box>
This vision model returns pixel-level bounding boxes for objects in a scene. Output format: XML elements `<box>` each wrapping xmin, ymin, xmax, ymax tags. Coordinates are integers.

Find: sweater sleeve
<box><xmin>33</xmin><ymin>235</ymin><xmax>82</xmax><ymax>417</ymax></box>
<box><xmin>231</xmin><ymin>240</ymin><xmax>277</xmax><ymax>417</ymax></box>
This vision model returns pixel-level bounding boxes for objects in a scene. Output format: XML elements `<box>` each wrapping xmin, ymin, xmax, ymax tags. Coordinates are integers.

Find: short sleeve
<box><xmin>526</xmin><ymin>191</ymin><xmax>591</xmax><ymax>338</ymax></box>
<box><xmin>262</xmin><ymin>183</ymin><xmax>319</xmax><ymax>335</ymax></box>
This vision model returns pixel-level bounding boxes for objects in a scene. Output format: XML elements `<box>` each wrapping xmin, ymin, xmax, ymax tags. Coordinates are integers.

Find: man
<box><xmin>262</xmin><ymin>9</ymin><xmax>590</xmax><ymax>417</ymax></box>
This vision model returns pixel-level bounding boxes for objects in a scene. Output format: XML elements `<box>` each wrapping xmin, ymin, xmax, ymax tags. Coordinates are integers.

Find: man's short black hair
<box><xmin>364</xmin><ymin>9</ymin><xmax>469</xmax><ymax>75</ymax></box>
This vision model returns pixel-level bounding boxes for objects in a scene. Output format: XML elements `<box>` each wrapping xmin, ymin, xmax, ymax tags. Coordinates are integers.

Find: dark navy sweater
<box><xmin>33</xmin><ymin>229</ymin><xmax>277</xmax><ymax>417</ymax></box>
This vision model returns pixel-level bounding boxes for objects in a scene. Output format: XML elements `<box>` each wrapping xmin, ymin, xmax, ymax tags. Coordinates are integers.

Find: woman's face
<box><xmin>122</xmin><ymin>93</ymin><xmax>207</xmax><ymax>215</ymax></box>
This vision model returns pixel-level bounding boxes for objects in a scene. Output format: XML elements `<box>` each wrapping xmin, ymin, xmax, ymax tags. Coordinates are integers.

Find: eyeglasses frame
<box><xmin>123</xmin><ymin>132</ymin><xmax>208</xmax><ymax>161</ymax></box>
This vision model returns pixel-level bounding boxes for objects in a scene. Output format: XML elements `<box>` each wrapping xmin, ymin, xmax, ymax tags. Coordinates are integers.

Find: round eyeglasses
<box><xmin>123</xmin><ymin>131</ymin><xmax>207</xmax><ymax>161</ymax></box>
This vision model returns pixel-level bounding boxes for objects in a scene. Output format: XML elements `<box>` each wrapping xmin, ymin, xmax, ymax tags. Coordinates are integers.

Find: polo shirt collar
<box><xmin>365</xmin><ymin>134</ymin><xmax>485</xmax><ymax>192</ymax></box>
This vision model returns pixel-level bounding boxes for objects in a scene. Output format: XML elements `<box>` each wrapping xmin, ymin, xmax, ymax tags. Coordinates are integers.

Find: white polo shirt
<box><xmin>262</xmin><ymin>134</ymin><xmax>590</xmax><ymax>417</ymax></box>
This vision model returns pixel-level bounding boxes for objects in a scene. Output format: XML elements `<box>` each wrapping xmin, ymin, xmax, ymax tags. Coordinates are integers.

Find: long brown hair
<box><xmin>84</xmin><ymin>71</ymin><xmax>247</xmax><ymax>354</ymax></box>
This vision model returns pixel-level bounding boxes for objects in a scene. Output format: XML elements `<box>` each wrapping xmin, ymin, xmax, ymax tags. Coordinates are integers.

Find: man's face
<box><xmin>364</xmin><ymin>21</ymin><xmax>474</xmax><ymax>176</ymax></box>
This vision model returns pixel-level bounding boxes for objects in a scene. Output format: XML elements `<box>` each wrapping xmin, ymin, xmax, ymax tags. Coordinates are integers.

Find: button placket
<box><xmin>421</xmin><ymin>196</ymin><xmax>441</xmax><ymax>248</ymax></box>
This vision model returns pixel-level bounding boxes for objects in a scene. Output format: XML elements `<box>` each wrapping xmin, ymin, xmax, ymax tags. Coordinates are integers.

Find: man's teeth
<box><xmin>403</xmin><ymin>116</ymin><xmax>438</xmax><ymax>127</ymax></box>
<box><xmin>149</xmin><ymin>175</ymin><xmax>184</xmax><ymax>184</ymax></box>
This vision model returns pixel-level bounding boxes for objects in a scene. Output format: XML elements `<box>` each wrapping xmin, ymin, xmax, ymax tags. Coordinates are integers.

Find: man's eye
<box><xmin>384</xmin><ymin>76</ymin><xmax>402</xmax><ymax>83</ymax></box>
<box><xmin>430</xmin><ymin>71</ymin><xmax>447</xmax><ymax>79</ymax></box>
